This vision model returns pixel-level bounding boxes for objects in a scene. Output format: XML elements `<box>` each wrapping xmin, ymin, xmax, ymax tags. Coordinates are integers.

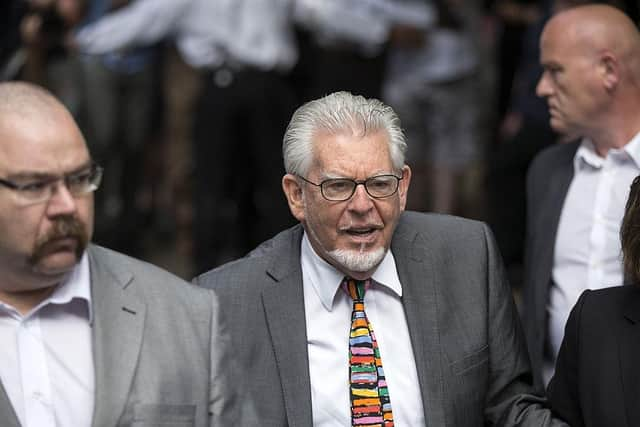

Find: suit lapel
<box><xmin>531</xmin><ymin>144</ymin><xmax>577</xmax><ymax>332</ymax></box>
<box><xmin>88</xmin><ymin>246</ymin><xmax>146</xmax><ymax>427</ymax></box>
<box><xmin>0</xmin><ymin>382</ymin><xmax>20</xmax><ymax>427</ymax></box>
<box><xmin>261</xmin><ymin>227</ymin><xmax>313</xmax><ymax>427</ymax></box>
<box><xmin>535</xmin><ymin>144</ymin><xmax>576</xmax><ymax>276</ymax></box>
<box><xmin>392</xmin><ymin>221</ymin><xmax>446</xmax><ymax>426</ymax></box>
<box><xmin>620</xmin><ymin>296</ymin><xmax>640</xmax><ymax>426</ymax></box>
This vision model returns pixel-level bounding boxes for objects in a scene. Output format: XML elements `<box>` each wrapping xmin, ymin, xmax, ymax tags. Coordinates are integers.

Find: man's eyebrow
<box><xmin>541</xmin><ymin>60</ymin><xmax>561</xmax><ymax>69</ymax></box>
<box><xmin>5</xmin><ymin>161</ymin><xmax>93</xmax><ymax>181</ymax></box>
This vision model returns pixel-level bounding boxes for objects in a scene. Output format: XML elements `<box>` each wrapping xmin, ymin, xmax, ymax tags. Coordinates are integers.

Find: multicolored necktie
<box><xmin>342</xmin><ymin>277</ymin><xmax>394</xmax><ymax>427</ymax></box>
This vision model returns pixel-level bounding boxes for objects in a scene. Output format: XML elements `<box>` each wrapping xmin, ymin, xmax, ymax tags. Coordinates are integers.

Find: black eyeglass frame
<box><xmin>296</xmin><ymin>172</ymin><xmax>404</xmax><ymax>202</ymax></box>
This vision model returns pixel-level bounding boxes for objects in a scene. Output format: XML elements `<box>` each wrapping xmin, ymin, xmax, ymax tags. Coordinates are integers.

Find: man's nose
<box><xmin>536</xmin><ymin>72</ymin><xmax>552</xmax><ymax>98</ymax></box>
<box><xmin>347</xmin><ymin>183</ymin><xmax>374</xmax><ymax>213</ymax></box>
<box><xmin>45</xmin><ymin>181</ymin><xmax>78</xmax><ymax>217</ymax></box>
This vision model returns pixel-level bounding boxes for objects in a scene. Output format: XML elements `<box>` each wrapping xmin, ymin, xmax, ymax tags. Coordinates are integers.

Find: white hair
<box><xmin>283</xmin><ymin>91</ymin><xmax>407</xmax><ymax>176</ymax></box>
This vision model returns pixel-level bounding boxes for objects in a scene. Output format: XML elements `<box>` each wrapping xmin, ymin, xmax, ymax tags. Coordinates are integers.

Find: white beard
<box><xmin>302</xmin><ymin>192</ymin><xmax>387</xmax><ymax>274</ymax></box>
<box><xmin>328</xmin><ymin>246</ymin><xmax>386</xmax><ymax>273</ymax></box>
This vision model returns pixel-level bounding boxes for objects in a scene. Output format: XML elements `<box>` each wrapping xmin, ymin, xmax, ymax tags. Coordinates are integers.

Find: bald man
<box><xmin>0</xmin><ymin>81</ymin><xmax>229</xmax><ymax>427</ymax></box>
<box><xmin>522</xmin><ymin>4</ymin><xmax>640</xmax><ymax>389</ymax></box>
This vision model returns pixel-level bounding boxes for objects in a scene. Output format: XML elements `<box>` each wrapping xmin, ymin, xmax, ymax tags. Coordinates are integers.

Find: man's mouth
<box><xmin>346</xmin><ymin>228</ymin><xmax>377</xmax><ymax>236</ymax></box>
<box><xmin>342</xmin><ymin>225</ymin><xmax>384</xmax><ymax>242</ymax></box>
<box><xmin>42</xmin><ymin>236</ymin><xmax>79</xmax><ymax>251</ymax></box>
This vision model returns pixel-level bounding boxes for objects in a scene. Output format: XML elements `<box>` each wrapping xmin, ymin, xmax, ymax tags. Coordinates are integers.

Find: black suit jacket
<box><xmin>547</xmin><ymin>286</ymin><xmax>640</xmax><ymax>427</ymax></box>
<box><xmin>522</xmin><ymin>141</ymin><xmax>580</xmax><ymax>389</ymax></box>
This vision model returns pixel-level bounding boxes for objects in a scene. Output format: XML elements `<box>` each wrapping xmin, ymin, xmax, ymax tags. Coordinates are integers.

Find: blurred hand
<box><xmin>56</xmin><ymin>0</ymin><xmax>85</xmax><ymax>26</ymax></box>
<box><xmin>499</xmin><ymin>111</ymin><xmax>523</xmax><ymax>142</ymax></box>
<box><xmin>20</xmin><ymin>13</ymin><xmax>43</xmax><ymax>45</ymax></box>
<box><xmin>389</xmin><ymin>25</ymin><xmax>426</xmax><ymax>48</ymax></box>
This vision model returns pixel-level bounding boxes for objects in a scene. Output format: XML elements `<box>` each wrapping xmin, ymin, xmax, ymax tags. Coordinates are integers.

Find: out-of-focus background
<box><xmin>2</xmin><ymin>0</ymin><xmax>637</xmax><ymax>283</ymax></box>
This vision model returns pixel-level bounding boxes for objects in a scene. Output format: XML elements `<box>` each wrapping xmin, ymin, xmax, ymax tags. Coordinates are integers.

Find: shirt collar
<box><xmin>300</xmin><ymin>232</ymin><xmax>403</xmax><ymax>312</ymax></box>
<box><xmin>624</xmin><ymin>132</ymin><xmax>640</xmax><ymax>168</ymax></box>
<box><xmin>0</xmin><ymin>253</ymin><xmax>92</xmax><ymax>321</ymax></box>
<box><xmin>48</xmin><ymin>252</ymin><xmax>93</xmax><ymax>322</ymax></box>
<box><xmin>574</xmin><ymin>132</ymin><xmax>640</xmax><ymax>170</ymax></box>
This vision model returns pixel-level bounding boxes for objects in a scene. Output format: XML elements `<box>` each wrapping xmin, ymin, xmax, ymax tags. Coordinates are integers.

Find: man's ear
<box><xmin>399</xmin><ymin>165</ymin><xmax>411</xmax><ymax>211</ymax></box>
<box><xmin>599</xmin><ymin>52</ymin><xmax>619</xmax><ymax>91</ymax></box>
<box><xmin>282</xmin><ymin>174</ymin><xmax>305</xmax><ymax>222</ymax></box>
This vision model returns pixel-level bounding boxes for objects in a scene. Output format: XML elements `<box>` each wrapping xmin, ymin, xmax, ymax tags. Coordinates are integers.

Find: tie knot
<box><xmin>341</xmin><ymin>277</ymin><xmax>372</xmax><ymax>301</ymax></box>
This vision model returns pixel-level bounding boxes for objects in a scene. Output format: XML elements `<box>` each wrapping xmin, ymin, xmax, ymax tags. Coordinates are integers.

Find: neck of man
<box><xmin>591</xmin><ymin>127</ymin><xmax>639</xmax><ymax>157</ymax></box>
<box><xmin>0</xmin><ymin>266</ymin><xmax>66</xmax><ymax>316</ymax></box>
<box><xmin>591</xmin><ymin>104</ymin><xmax>640</xmax><ymax>157</ymax></box>
<box><xmin>0</xmin><ymin>285</ymin><xmax>58</xmax><ymax>316</ymax></box>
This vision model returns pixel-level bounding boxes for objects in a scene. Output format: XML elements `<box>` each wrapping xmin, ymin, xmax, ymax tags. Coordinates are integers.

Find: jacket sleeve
<box><xmin>481</xmin><ymin>223</ymin><xmax>567</xmax><ymax>426</ymax></box>
<box><xmin>546</xmin><ymin>290</ymin><xmax>588</xmax><ymax>427</ymax></box>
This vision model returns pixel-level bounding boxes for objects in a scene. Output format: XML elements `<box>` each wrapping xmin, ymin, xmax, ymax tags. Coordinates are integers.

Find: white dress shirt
<box><xmin>301</xmin><ymin>233</ymin><xmax>425</xmax><ymax>427</ymax></box>
<box><xmin>295</xmin><ymin>0</ymin><xmax>433</xmax><ymax>55</ymax></box>
<box><xmin>75</xmin><ymin>0</ymin><xmax>297</xmax><ymax>71</ymax></box>
<box><xmin>0</xmin><ymin>254</ymin><xmax>94</xmax><ymax>427</ymax></box>
<box><xmin>546</xmin><ymin>134</ymin><xmax>640</xmax><ymax>383</ymax></box>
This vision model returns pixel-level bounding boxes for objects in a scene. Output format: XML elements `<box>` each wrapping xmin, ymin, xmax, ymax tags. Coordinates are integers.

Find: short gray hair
<box><xmin>283</xmin><ymin>91</ymin><xmax>407</xmax><ymax>176</ymax></box>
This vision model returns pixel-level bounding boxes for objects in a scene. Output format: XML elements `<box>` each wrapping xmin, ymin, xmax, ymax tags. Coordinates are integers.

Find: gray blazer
<box><xmin>522</xmin><ymin>141</ymin><xmax>580</xmax><ymax>390</ymax></box>
<box><xmin>195</xmin><ymin>211</ymin><xmax>565</xmax><ymax>426</ymax></box>
<box><xmin>0</xmin><ymin>245</ymin><xmax>225</xmax><ymax>427</ymax></box>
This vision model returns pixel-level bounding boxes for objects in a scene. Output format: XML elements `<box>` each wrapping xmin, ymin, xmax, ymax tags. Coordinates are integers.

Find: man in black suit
<box><xmin>523</xmin><ymin>4</ymin><xmax>640</xmax><ymax>389</ymax></box>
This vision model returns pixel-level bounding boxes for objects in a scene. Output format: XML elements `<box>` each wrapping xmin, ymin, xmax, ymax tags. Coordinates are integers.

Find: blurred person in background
<box><xmin>74</xmin><ymin>0</ymin><xmax>300</xmax><ymax>274</ymax></box>
<box><xmin>1</xmin><ymin>0</ymin><xmax>29</xmax><ymax>81</ymax></box>
<box><xmin>492</xmin><ymin>0</ymin><xmax>544</xmax><ymax>120</ymax></box>
<box><xmin>383</xmin><ymin>0</ymin><xmax>492</xmax><ymax>217</ymax></box>
<box><xmin>74</xmin><ymin>0</ymin><xmax>222</xmax><ymax>273</ymax></box>
<box><xmin>19</xmin><ymin>0</ymin><xmax>86</xmax><ymax>115</ymax></box>
<box><xmin>486</xmin><ymin>0</ymin><xmax>560</xmax><ymax>290</ymax></box>
<box><xmin>293</xmin><ymin>0</ymin><xmax>434</xmax><ymax>101</ymax></box>
<box><xmin>74</xmin><ymin>0</ymin><xmax>161</xmax><ymax>257</ymax></box>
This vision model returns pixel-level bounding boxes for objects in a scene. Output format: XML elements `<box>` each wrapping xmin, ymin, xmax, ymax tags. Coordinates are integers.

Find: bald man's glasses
<box><xmin>0</xmin><ymin>163</ymin><xmax>103</xmax><ymax>206</ymax></box>
<box><xmin>297</xmin><ymin>173</ymin><xmax>403</xmax><ymax>201</ymax></box>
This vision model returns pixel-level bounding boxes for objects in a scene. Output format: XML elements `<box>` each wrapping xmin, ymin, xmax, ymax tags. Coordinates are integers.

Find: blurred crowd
<box><xmin>1</xmin><ymin>0</ymin><xmax>637</xmax><ymax>280</ymax></box>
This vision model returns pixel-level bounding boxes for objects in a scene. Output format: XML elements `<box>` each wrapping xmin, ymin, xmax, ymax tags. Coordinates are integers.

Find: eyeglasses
<box><xmin>297</xmin><ymin>173</ymin><xmax>403</xmax><ymax>201</ymax></box>
<box><xmin>0</xmin><ymin>163</ymin><xmax>103</xmax><ymax>206</ymax></box>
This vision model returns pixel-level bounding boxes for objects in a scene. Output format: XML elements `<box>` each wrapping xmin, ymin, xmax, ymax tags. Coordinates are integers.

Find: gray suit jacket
<box><xmin>522</xmin><ymin>141</ymin><xmax>580</xmax><ymax>390</ymax></box>
<box><xmin>0</xmin><ymin>245</ymin><xmax>226</xmax><ymax>427</ymax></box>
<box><xmin>195</xmin><ymin>211</ymin><xmax>565</xmax><ymax>426</ymax></box>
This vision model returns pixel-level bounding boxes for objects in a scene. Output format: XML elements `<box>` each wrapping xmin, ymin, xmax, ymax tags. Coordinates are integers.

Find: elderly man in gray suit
<box><xmin>0</xmin><ymin>81</ymin><xmax>228</xmax><ymax>427</ymax></box>
<box><xmin>195</xmin><ymin>91</ymin><xmax>565</xmax><ymax>426</ymax></box>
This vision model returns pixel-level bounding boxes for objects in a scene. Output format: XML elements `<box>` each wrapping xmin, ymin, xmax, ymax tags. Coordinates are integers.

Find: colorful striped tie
<box><xmin>342</xmin><ymin>277</ymin><xmax>394</xmax><ymax>427</ymax></box>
